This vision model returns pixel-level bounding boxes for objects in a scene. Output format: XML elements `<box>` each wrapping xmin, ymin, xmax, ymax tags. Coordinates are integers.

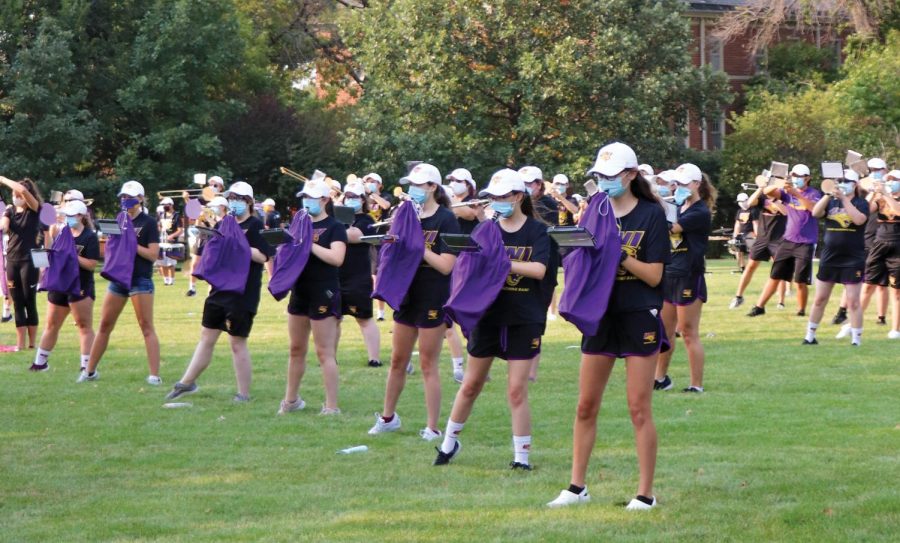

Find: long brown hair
<box><xmin>699</xmin><ymin>173</ymin><xmax>717</xmax><ymax>213</ymax></box>
<box><xmin>430</xmin><ymin>182</ymin><xmax>451</xmax><ymax>208</ymax></box>
<box><xmin>20</xmin><ymin>178</ymin><xmax>44</xmax><ymax>206</ymax></box>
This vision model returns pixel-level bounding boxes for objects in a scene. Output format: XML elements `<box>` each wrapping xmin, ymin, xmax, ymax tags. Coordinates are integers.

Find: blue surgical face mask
<box><xmin>303</xmin><ymin>198</ymin><xmax>322</xmax><ymax>216</ymax></box>
<box><xmin>674</xmin><ymin>186</ymin><xmax>692</xmax><ymax>205</ymax></box>
<box><xmin>524</xmin><ymin>185</ymin><xmax>533</xmax><ymax>196</ymax></box>
<box><xmin>66</xmin><ymin>216</ymin><xmax>80</xmax><ymax>228</ymax></box>
<box><xmin>366</xmin><ymin>182</ymin><xmax>378</xmax><ymax>194</ymax></box>
<box><xmin>408</xmin><ymin>185</ymin><xmax>428</xmax><ymax>205</ymax></box>
<box><xmin>871</xmin><ymin>171</ymin><xmax>884</xmax><ymax>181</ymax></box>
<box><xmin>228</xmin><ymin>200</ymin><xmax>247</xmax><ymax>216</ymax></box>
<box><xmin>792</xmin><ymin>176</ymin><xmax>806</xmax><ymax>189</ymax></box>
<box><xmin>490</xmin><ymin>201</ymin><xmax>515</xmax><ymax>218</ymax></box>
<box><xmin>656</xmin><ymin>186</ymin><xmax>671</xmax><ymax>198</ymax></box>
<box><xmin>839</xmin><ymin>182</ymin><xmax>855</xmax><ymax>194</ymax></box>
<box><xmin>598</xmin><ymin>177</ymin><xmax>626</xmax><ymax>198</ymax></box>
<box><xmin>345</xmin><ymin>198</ymin><xmax>362</xmax><ymax>212</ymax></box>
<box><xmin>120</xmin><ymin>197</ymin><xmax>140</xmax><ymax>211</ymax></box>
<box><xmin>888</xmin><ymin>181</ymin><xmax>900</xmax><ymax>194</ymax></box>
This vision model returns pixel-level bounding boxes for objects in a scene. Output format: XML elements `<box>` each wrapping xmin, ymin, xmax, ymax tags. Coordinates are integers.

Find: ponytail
<box><xmin>699</xmin><ymin>173</ymin><xmax>717</xmax><ymax>213</ymax></box>
<box><xmin>432</xmin><ymin>182</ymin><xmax>451</xmax><ymax>208</ymax></box>
<box><xmin>519</xmin><ymin>191</ymin><xmax>537</xmax><ymax>220</ymax></box>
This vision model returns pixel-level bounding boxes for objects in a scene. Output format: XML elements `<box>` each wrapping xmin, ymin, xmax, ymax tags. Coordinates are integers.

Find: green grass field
<box><xmin>2</xmin><ymin>259</ymin><xmax>898</xmax><ymax>542</ymax></box>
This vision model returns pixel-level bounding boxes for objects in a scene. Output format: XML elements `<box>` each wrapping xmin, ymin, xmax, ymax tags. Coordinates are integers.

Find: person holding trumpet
<box><xmin>446</xmin><ymin>167</ymin><xmax>480</xmax><ymax>382</ymax></box>
<box><xmin>157</xmin><ymin>197</ymin><xmax>182</xmax><ymax>286</ymax></box>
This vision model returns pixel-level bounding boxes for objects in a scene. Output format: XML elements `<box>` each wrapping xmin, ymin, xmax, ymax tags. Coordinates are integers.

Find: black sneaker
<box><xmin>653</xmin><ymin>375</ymin><xmax>673</xmax><ymax>391</ymax></box>
<box><xmin>682</xmin><ymin>386</ymin><xmax>704</xmax><ymax>393</ymax></box>
<box><xmin>796</xmin><ymin>310</ymin><xmax>806</xmax><ymax>317</ymax></box>
<box><xmin>433</xmin><ymin>441</ymin><xmax>461</xmax><ymax>466</ymax></box>
<box><xmin>367</xmin><ymin>359</ymin><xmax>383</xmax><ymax>368</ymax></box>
<box><xmin>831</xmin><ymin>309</ymin><xmax>847</xmax><ymax>325</ymax></box>
<box><xmin>29</xmin><ymin>363</ymin><xmax>49</xmax><ymax>372</ymax></box>
<box><xmin>185</xmin><ymin>288</ymin><xmax>196</xmax><ymax>297</ymax></box>
<box><xmin>509</xmin><ymin>461</ymin><xmax>532</xmax><ymax>471</ymax></box>
<box><xmin>747</xmin><ymin>306</ymin><xmax>765</xmax><ymax>317</ymax></box>
<box><xmin>877</xmin><ymin>316</ymin><xmax>887</xmax><ymax>326</ymax></box>
<box><xmin>1</xmin><ymin>314</ymin><xmax>11</xmax><ymax>323</ymax></box>
<box><xmin>802</xmin><ymin>338</ymin><xmax>818</xmax><ymax>345</ymax></box>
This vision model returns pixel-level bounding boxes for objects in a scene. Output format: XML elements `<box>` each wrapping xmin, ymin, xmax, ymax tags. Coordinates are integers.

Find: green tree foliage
<box><xmin>338</xmin><ymin>0</ymin><xmax>732</xmax><ymax>185</ymax></box>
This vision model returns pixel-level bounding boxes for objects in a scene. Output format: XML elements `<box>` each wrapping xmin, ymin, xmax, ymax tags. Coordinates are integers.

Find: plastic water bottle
<box><xmin>338</xmin><ymin>445</ymin><xmax>369</xmax><ymax>454</ymax></box>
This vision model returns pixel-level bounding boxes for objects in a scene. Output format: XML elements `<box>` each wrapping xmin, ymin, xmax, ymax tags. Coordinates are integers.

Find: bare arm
<box><xmin>622</xmin><ymin>258</ymin><xmax>664</xmax><ymax>288</ymax></box>
<box><xmin>745</xmin><ymin>188</ymin><xmax>765</xmax><ymax>207</ymax></box>
<box><xmin>311</xmin><ymin>240</ymin><xmax>347</xmax><ymax>267</ymax></box>
<box><xmin>510</xmin><ymin>261</ymin><xmax>546</xmax><ymax>280</ymax></box>
<box><xmin>812</xmin><ymin>194</ymin><xmax>831</xmax><ymax>219</ymax></box>
<box><xmin>250</xmin><ymin>247</ymin><xmax>267</xmax><ymax>264</ymax></box>
<box><xmin>422</xmin><ymin>249</ymin><xmax>456</xmax><ymax>275</ymax></box>
<box><xmin>837</xmin><ymin>191</ymin><xmax>867</xmax><ymax>226</ymax></box>
<box><xmin>346</xmin><ymin>226</ymin><xmax>364</xmax><ymax>243</ymax></box>
<box><xmin>0</xmin><ymin>176</ymin><xmax>38</xmax><ymax>211</ymax></box>
<box><xmin>78</xmin><ymin>255</ymin><xmax>98</xmax><ymax>271</ymax></box>
<box><xmin>137</xmin><ymin>242</ymin><xmax>159</xmax><ymax>262</ymax></box>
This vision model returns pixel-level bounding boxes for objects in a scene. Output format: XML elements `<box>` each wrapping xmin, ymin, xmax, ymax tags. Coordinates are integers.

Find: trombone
<box><xmin>157</xmin><ymin>186</ymin><xmax>219</xmax><ymax>201</ymax></box>
<box><xmin>279</xmin><ymin>167</ymin><xmax>310</xmax><ymax>183</ymax></box>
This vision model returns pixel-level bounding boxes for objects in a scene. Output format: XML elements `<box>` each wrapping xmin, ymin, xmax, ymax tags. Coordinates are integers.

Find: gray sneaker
<box><xmin>76</xmin><ymin>370</ymin><xmax>98</xmax><ymax>383</ymax></box>
<box><xmin>165</xmin><ymin>382</ymin><xmax>198</xmax><ymax>400</ymax></box>
<box><xmin>233</xmin><ymin>393</ymin><xmax>250</xmax><ymax>403</ymax></box>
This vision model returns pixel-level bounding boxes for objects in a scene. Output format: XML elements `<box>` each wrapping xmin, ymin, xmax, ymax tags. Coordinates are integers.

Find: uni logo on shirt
<box><xmin>423</xmin><ymin>230</ymin><xmax>439</xmax><ymax>251</ymax></box>
<box><xmin>505</xmin><ymin>246</ymin><xmax>534</xmax><ymax>287</ymax></box>
<box><xmin>312</xmin><ymin>228</ymin><xmax>327</xmax><ymax>243</ymax></box>
<box><xmin>617</xmin><ymin>230</ymin><xmax>645</xmax><ymax>275</ymax></box>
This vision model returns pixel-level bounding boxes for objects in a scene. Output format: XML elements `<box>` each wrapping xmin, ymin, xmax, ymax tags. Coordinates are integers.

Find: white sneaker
<box><xmin>453</xmin><ymin>368</ymin><xmax>464</xmax><ymax>384</ymax></box>
<box><xmin>76</xmin><ymin>370</ymin><xmax>98</xmax><ymax>383</ymax></box>
<box><xmin>547</xmin><ymin>312</ymin><xmax>557</xmax><ymax>321</ymax></box>
<box><xmin>625</xmin><ymin>496</ymin><xmax>657</xmax><ymax>511</ymax></box>
<box><xmin>146</xmin><ymin>375</ymin><xmax>162</xmax><ymax>386</ymax></box>
<box><xmin>319</xmin><ymin>406</ymin><xmax>342</xmax><ymax>415</ymax></box>
<box><xmin>277</xmin><ymin>398</ymin><xmax>306</xmax><ymax>415</ymax></box>
<box><xmin>419</xmin><ymin>427</ymin><xmax>442</xmax><ymax>441</ymax></box>
<box><xmin>835</xmin><ymin>323</ymin><xmax>851</xmax><ymax>339</ymax></box>
<box><xmin>368</xmin><ymin>412</ymin><xmax>401</xmax><ymax>435</ymax></box>
<box><xmin>888</xmin><ymin>330</ymin><xmax>900</xmax><ymax>339</ymax></box>
<box><xmin>547</xmin><ymin>488</ymin><xmax>590</xmax><ymax>508</ymax></box>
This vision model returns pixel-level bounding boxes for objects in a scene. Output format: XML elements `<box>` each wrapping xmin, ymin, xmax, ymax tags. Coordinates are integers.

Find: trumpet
<box><xmin>451</xmin><ymin>199</ymin><xmax>490</xmax><ymax>208</ymax></box>
<box><xmin>740</xmin><ymin>183</ymin><xmax>759</xmax><ymax>191</ymax></box>
<box><xmin>279</xmin><ymin>166</ymin><xmax>309</xmax><ymax>183</ymax></box>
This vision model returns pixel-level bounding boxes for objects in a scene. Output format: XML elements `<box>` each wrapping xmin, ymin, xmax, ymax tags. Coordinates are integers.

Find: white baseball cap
<box><xmin>790</xmin><ymin>164</ymin><xmax>811</xmax><ymax>176</ymax></box>
<box><xmin>262</xmin><ymin>198</ymin><xmax>276</xmax><ymax>207</ymax></box>
<box><xmin>63</xmin><ymin>189</ymin><xmax>85</xmax><ymax>202</ymax></box>
<box><xmin>446</xmin><ymin>168</ymin><xmax>476</xmax><ymax>190</ymax></box>
<box><xmin>552</xmin><ymin>173</ymin><xmax>569</xmax><ymax>185</ymax></box>
<box><xmin>479</xmin><ymin>169</ymin><xmax>526</xmax><ymax>197</ymax></box>
<box><xmin>399</xmin><ymin>163</ymin><xmax>441</xmax><ymax>185</ymax></box>
<box><xmin>736</xmin><ymin>192</ymin><xmax>749</xmax><ymax>202</ymax></box>
<box><xmin>344</xmin><ymin>182</ymin><xmax>366</xmax><ymax>196</ymax></box>
<box><xmin>297</xmin><ymin>180</ymin><xmax>330</xmax><ymax>199</ymax></box>
<box><xmin>886</xmin><ymin>170</ymin><xmax>900</xmax><ymax>181</ymax></box>
<box><xmin>118</xmin><ymin>180</ymin><xmax>145</xmax><ymax>197</ymax></box>
<box><xmin>588</xmin><ymin>142</ymin><xmax>639</xmax><ymax>177</ymax></box>
<box><xmin>225</xmin><ymin>181</ymin><xmax>254</xmax><ymax>199</ymax></box>
<box><xmin>657</xmin><ymin>170</ymin><xmax>678</xmax><ymax>183</ymax></box>
<box><xmin>206</xmin><ymin>196</ymin><xmax>228</xmax><ymax>209</ymax></box>
<box><xmin>638</xmin><ymin>164</ymin><xmax>654</xmax><ymax>177</ymax></box>
<box><xmin>63</xmin><ymin>200</ymin><xmax>88</xmax><ymax>217</ymax></box>
<box><xmin>208</xmin><ymin>175</ymin><xmax>224</xmax><ymax>187</ymax></box>
<box><xmin>517</xmin><ymin>166</ymin><xmax>543</xmax><ymax>183</ymax></box>
<box><xmin>843</xmin><ymin>169</ymin><xmax>860</xmax><ymax>182</ymax></box>
<box><xmin>675</xmin><ymin>163</ymin><xmax>703</xmax><ymax>183</ymax></box>
<box><xmin>160</xmin><ymin>197</ymin><xmax>174</xmax><ymax>205</ymax></box>
<box><xmin>867</xmin><ymin>157</ymin><xmax>887</xmax><ymax>170</ymax></box>
<box><xmin>363</xmin><ymin>173</ymin><xmax>383</xmax><ymax>185</ymax></box>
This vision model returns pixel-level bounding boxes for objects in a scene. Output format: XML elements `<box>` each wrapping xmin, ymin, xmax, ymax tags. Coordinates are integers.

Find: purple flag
<box><xmin>444</xmin><ymin>219</ymin><xmax>511</xmax><ymax>338</ymax></box>
<box><xmin>100</xmin><ymin>212</ymin><xmax>137</xmax><ymax>289</ymax></box>
<box><xmin>39</xmin><ymin>226</ymin><xmax>81</xmax><ymax>296</ymax></box>
<box><xmin>372</xmin><ymin>201</ymin><xmax>425</xmax><ymax>310</ymax></box>
<box><xmin>193</xmin><ymin>215</ymin><xmax>251</xmax><ymax>295</ymax></box>
<box><xmin>559</xmin><ymin>192</ymin><xmax>621</xmax><ymax>336</ymax></box>
<box><xmin>268</xmin><ymin>211</ymin><xmax>313</xmax><ymax>301</ymax></box>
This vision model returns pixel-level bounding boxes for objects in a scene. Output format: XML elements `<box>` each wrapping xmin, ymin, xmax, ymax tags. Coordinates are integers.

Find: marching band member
<box><xmin>548</xmin><ymin>142</ymin><xmax>670</xmax><ymax>510</ymax></box>
<box><xmin>0</xmin><ymin>176</ymin><xmax>43</xmax><ymax>350</ymax></box>
<box><xmin>803</xmin><ymin>170</ymin><xmax>869</xmax><ymax>345</ymax></box>
<box><xmin>731</xmin><ymin>192</ymin><xmax>756</xmax><ymax>273</ymax></box>
<box><xmin>157</xmin><ymin>196</ymin><xmax>182</xmax><ymax>286</ymax></box>
<box><xmin>339</xmin><ymin>181</ymin><xmax>382</xmax><ymax>367</ymax></box>
<box><xmin>185</xmin><ymin>196</ymin><xmax>227</xmax><ymax>296</ymax></box>
<box><xmin>654</xmin><ymin>164</ymin><xmax>714</xmax><ymax>393</ymax></box>
<box><xmin>261</xmin><ymin>198</ymin><xmax>280</xmax><ymax>277</ymax></box>
<box><xmin>78</xmin><ymin>181</ymin><xmax>162</xmax><ymax>385</ymax></box>
<box><xmin>31</xmin><ymin>201</ymin><xmax>99</xmax><ymax>372</ymax></box>
<box><xmin>747</xmin><ymin>164</ymin><xmax>821</xmax><ymax>318</ymax></box>
<box><xmin>368</xmin><ymin>163</ymin><xmax>460</xmax><ymax>441</ymax></box>
<box><xmin>363</xmin><ymin>172</ymin><xmax>392</xmax><ymax>321</ymax></box>
<box><xmin>166</xmin><ymin>182</ymin><xmax>273</xmax><ymax>402</ymax></box>
<box><xmin>433</xmin><ymin>168</ymin><xmax>549</xmax><ymax>469</ymax></box>
<box><xmin>549</xmin><ymin>173</ymin><xmax>580</xmax><ymax>227</ymax></box>
<box><xmin>446</xmin><ymin>168</ymin><xmax>479</xmax><ymax>382</ymax></box>
<box><xmin>278</xmin><ymin>180</ymin><xmax>348</xmax><ymax>415</ymax></box>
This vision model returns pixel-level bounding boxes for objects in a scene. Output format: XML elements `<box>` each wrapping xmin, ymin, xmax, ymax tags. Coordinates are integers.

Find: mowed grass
<box><xmin>2</xmin><ymin>259</ymin><xmax>898</xmax><ymax>542</ymax></box>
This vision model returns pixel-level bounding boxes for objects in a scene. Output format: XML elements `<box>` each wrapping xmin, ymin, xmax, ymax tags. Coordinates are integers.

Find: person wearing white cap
<box><xmin>730</xmin><ymin>192</ymin><xmax>756</xmax><ymax>273</ymax></box>
<box><xmin>0</xmin><ymin>175</ymin><xmax>44</xmax><ymax>350</ymax></box>
<box><xmin>434</xmin><ymin>168</ymin><xmax>550</xmax><ymax>471</ymax></box>
<box><xmin>519</xmin><ymin>165</ymin><xmax>561</xmax><ymax>333</ymax></box>
<box><xmin>166</xmin><ymin>181</ymin><xmax>275</xmax><ymax>403</ymax></box>
<box><xmin>548</xmin><ymin>142</ymin><xmax>670</xmax><ymax>512</ymax></box>
<box><xmin>79</xmin><ymin>180</ymin><xmax>163</xmax><ymax>385</ymax></box>
<box><xmin>362</xmin><ymin>172</ymin><xmax>392</xmax><ymax>223</ymax></box>
<box><xmin>368</xmin><ymin>162</ymin><xmax>461</xmax><ymax>441</ymax></box>
<box><xmin>866</xmin><ymin>157</ymin><xmax>888</xmax><ymax>181</ymax></box>
<box><xmin>654</xmin><ymin>163</ymin><xmax>715</xmax><ymax>394</ymax></box>
<box><xmin>746</xmin><ymin>164</ymin><xmax>822</xmax><ymax>319</ymax></box>
<box><xmin>185</xmin><ymin>196</ymin><xmax>229</xmax><ymax>297</ymax></box>
<box><xmin>549</xmin><ymin>173</ymin><xmax>580</xmax><ymax>227</ymax></box>
<box><xmin>800</xmin><ymin>169</ymin><xmax>869</xmax><ymax>346</ymax></box>
<box><xmin>156</xmin><ymin>196</ymin><xmax>182</xmax><ymax>286</ymax></box>
<box><xmin>31</xmin><ymin>201</ymin><xmax>100</xmax><ymax>373</ymax></box>
<box><xmin>260</xmin><ymin>197</ymin><xmax>281</xmax><ymax>277</ymax></box>
<box><xmin>207</xmin><ymin>175</ymin><xmax>225</xmax><ymax>194</ymax></box>
<box><xmin>859</xmin><ymin>169</ymin><xmax>900</xmax><ymax>338</ymax></box>
<box><xmin>279</xmin><ymin>179</ymin><xmax>348</xmax><ymax>415</ymax></box>
<box><xmin>338</xmin><ymin>182</ymin><xmax>382</xmax><ymax>368</ymax></box>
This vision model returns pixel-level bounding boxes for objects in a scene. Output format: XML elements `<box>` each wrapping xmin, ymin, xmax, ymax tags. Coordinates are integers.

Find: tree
<box><xmin>337</xmin><ymin>0</ymin><xmax>731</xmax><ymax>186</ymax></box>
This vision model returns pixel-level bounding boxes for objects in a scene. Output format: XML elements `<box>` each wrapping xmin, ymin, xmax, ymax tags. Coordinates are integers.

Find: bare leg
<box><xmin>229</xmin><ymin>335</ymin><xmax>252</xmax><ymax>397</ymax></box>
<box><xmin>179</xmin><ymin>327</ymin><xmax>222</xmax><ymax>384</ymax></box>
<box><xmin>808</xmin><ymin>279</ymin><xmax>836</xmax><ymax>325</ymax></box>
<box><xmin>284</xmin><ymin>314</ymin><xmax>311</xmax><ymax>402</ymax></box>
<box><xmin>447</xmin><ymin>355</ymin><xmax>493</xmax><ymax>423</ymax></box>
<box><xmin>311</xmin><ymin>316</ymin><xmax>341</xmax><ymax>409</ymax></box>
<box><xmin>625</xmin><ymin>354</ymin><xmax>659</xmax><ymax>497</ymax></box>
<box><xmin>735</xmin><ymin>259</ymin><xmax>761</xmax><ymax>297</ymax></box>
<box><xmin>569</xmin><ymin>354</ymin><xmax>615</xmax><ymax>487</ymax></box>
<box><xmin>86</xmin><ymin>292</ymin><xmax>129</xmax><ymax>373</ymax></box>
<box><xmin>677</xmin><ymin>300</ymin><xmax>705</xmax><ymax>388</ymax></box>
<box><xmin>845</xmin><ymin>282</ymin><xmax>863</xmax><ymax>330</ymax></box>
<box><xmin>776</xmin><ymin>280</ymin><xmax>787</xmax><ymax>305</ymax></box>
<box><xmin>754</xmin><ymin>278</ymin><xmax>781</xmax><ymax>309</ymax></box>
<box><xmin>654</xmin><ymin>302</ymin><xmax>677</xmax><ymax>380</ymax></box>
<box><xmin>381</xmin><ymin>322</ymin><xmax>418</xmax><ymax>418</ymax></box>
<box><xmin>417</xmin><ymin>324</ymin><xmax>447</xmax><ymax>432</ymax></box>
<box><xmin>37</xmin><ymin>302</ymin><xmax>71</xmax><ymax>352</ymax></box>
<box><xmin>796</xmin><ymin>283</ymin><xmax>809</xmax><ymax>313</ymax></box>
<box><xmin>69</xmin><ymin>298</ymin><xmax>95</xmax><ymax>360</ymax></box>
<box><xmin>508</xmin><ymin>359</ymin><xmax>533</xmax><ymax>437</ymax></box>
<box><xmin>131</xmin><ymin>293</ymin><xmax>161</xmax><ymax>377</ymax></box>
<box><xmin>356</xmin><ymin>317</ymin><xmax>380</xmax><ymax>361</ymax></box>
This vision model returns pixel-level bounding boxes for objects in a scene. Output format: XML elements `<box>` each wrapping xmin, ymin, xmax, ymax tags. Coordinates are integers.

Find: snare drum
<box><xmin>159</xmin><ymin>242</ymin><xmax>186</xmax><ymax>261</ymax></box>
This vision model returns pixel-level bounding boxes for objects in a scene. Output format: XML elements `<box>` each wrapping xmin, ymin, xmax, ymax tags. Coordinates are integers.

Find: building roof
<box><xmin>686</xmin><ymin>0</ymin><xmax>747</xmax><ymax>12</ymax></box>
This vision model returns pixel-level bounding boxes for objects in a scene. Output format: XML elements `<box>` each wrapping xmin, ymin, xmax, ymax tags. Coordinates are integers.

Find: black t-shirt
<box><xmin>340</xmin><ymin>213</ymin><xmax>376</xmax><ymax>290</ymax></box>
<box><xmin>367</xmin><ymin>192</ymin><xmax>395</xmax><ymax>224</ymax></box>
<box><xmin>4</xmin><ymin>206</ymin><xmax>41</xmax><ymax>261</ymax></box>
<box><xmin>298</xmin><ymin>216</ymin><xmax>348</xmax><ymax>284</ymax></box>
<box><xmin>864</xmin><ymin>210</ymin><xmax>879</xmax><ymax>248</ymax></box>
<box><xmin>482</xmin><ymin>218</ymin><xmax>551</xmax><ymax>325</ymax></box>
<box><xmin>264</xmin><ymin>211</ymin><xmax>281</xmax><ymax>229</ymax></box>
<box><xmin>756</xmin><ymin>197</ymin><xmax>786</xmax><ymax>242</ymax></box>
<box><xmin>413</xmin><ymin>206</ymin><xmax>461</xmax><ymax>286</ymax></box>
<box><xmin>158</xmin><ymin>211</ymin><xmax>181</xmax><ymax>239</ymax></box>
<box><xmin>557</xmin><ymin>196</ymin><xmax>578</xmax><ymax>226</ymax></box>
<box><xmin>456</xmin><ymin>196</ymin><xmax>479</xmax><ymax>235</ymax></box>
<box><xmin>611</xmin><ymin>199</ymin><xmax>671</xmax><ymax>312</ymax></box>
<box><xmin>666</xmin><ymin>200</ymin><xmax>711</xmax><ymax>277</ymax></box>
<box><xmin>533</xmin><ymin>195</ymin><xmax>559</xmax><ymax>226</ymax></box>
<box><xmin>207</xmin><ymin>215</ymin><xmax>273</xmax><ymax>314</ymax></box>
<box><xmin>73</xmin><ymin>228</ymin><xmax>100</xmax><ymax>292</ymax></box>
<box><xmin>875</xmin><ymin>198</ymin><xmax>900</xmax><ymax>242</ymax></box>
<box><xmin>821</xmin><ymin>196</ymin><xmax>868</xmax><ymax>267</ymax></box>
<box><xmin>736</xmin><ymin>205</ymin><xmax>758</xmax><ymax>236</ymax></box>
<box><xmin>130</xmin><ymin>212</ymin><xmax>161</xmax><ymax>281</ymax></box>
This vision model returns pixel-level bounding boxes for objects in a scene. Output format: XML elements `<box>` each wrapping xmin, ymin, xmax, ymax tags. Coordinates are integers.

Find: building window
<box><xmin>753</xmin><ymin>47</ymin><xmax>767</xmax><ymax>74</ymax></box>
<box><xmin>707</xmin><ymin>36</ymin><xmax>723</xmax><ymax>72</ymax></box>
<box><xmin>708</xmin><ymin>113</ymin><xmax>725</xmax><ymax>150</ymax></box>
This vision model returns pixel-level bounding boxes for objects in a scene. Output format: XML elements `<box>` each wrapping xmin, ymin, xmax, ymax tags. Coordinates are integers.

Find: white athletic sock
<box><xmin>452</xmin><ymin>357</ymin><xmax>463</xmax><ymax>371</ymax></box>
<box><xmin>35</xmin><ymin>347</ymin><xmax>51</xmax><ymax>366</ymax></box>
<box><xmin>851</xmin><ymin>328</ymin><xmax>862</xmax><ymax>345</ymax></box>
<box><xmin>805</xmin><ymin>322</ymin><xmax>818</xmax><ymax>342</ymax></box>
<box><xmin>441</xmin><ymin>419</ymin><xmax>465</xmax><ymax>454</ymax></box>
<box><xmin>513</xmin><ymin>435</ymin><xmax>532</xmax><ymax>465</ymax></box>
<box><xmin>80</xmin><ymin>354</ymin><xmax>90</xmax><ymax>370</ymax></box>
<box><xmin>2</xmin><ymin>302</ymin><xmax>10</xmax><ymax>318</ymax></box>
<box><xmin>377</xmin><ymin>309</ymin><xmax>385</xmax><ymax>319</ymax></box>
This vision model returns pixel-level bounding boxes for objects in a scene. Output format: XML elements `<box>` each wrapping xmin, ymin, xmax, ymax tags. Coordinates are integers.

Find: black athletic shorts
<box><xmin>817</xmin><ymin>264</ymin><xmax>864</xmax><ymax>285</ymax></box>
<box><xmin>662</xmin><ymin>274</ymin><xmax>707</xmax><ymax>306</ymax></box>
<box><xmin>770</xmin><ymin>241</ymin><xmax>815</xmax><ymax>284</ymax></box>
<box><xmin>47</xmin><ymin>285</ymin><xmax>96</xmax><ymax>307</ymax></box>
<box><xmin>393</xmin><ymin>282</ymin><xmax>449</xmax><ymax>329</ymax></box>
<box><xmin>287</xmin><ymin>280</ymin><xmax>342</xmax><ymax>320</ymax></box>
<box><xmin>467</xmin><ymin>322</ymin><xmax>544</xmax><ymax>361</ymax></box>
<box><xmin>864</xmin><ymin>239</ymin><xmax>900</xmax><ymax>289</ymax></box>
<box><xmin>581</xmin><ymin>309</ymin><xmax>670</xmax><ymax>358</ymax></box>
<box><xmin>341</xmin><ymin>287</ymin><xmax>373</xmax><ymax>319</ymax></box>
<box><xmin>201</xmin><ymin>298</ymin><xmax>255</xmax><ymax>337</ymax></box>
<box><xmin>750</xmin><ymin>236</ymin><xmax>781</xmax><ymax>262</ymax></box>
